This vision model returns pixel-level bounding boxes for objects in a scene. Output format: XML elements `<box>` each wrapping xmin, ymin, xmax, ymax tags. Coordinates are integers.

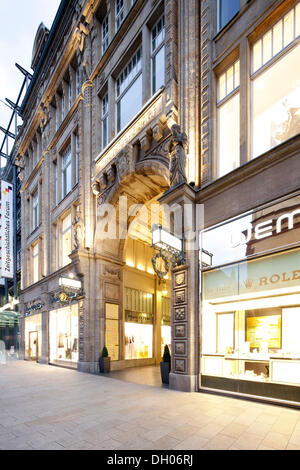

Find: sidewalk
<box><xmin>0</xmin><ymin>360</ymin><xmax>299</xmax><ymax>450</ymax></box>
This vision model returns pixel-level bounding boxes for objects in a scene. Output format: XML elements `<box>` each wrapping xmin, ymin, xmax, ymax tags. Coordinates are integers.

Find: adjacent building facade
<box><xmin>15</xmin><ymin>0</ymin><xmax>300</xmax><ymax>406</ymax></box>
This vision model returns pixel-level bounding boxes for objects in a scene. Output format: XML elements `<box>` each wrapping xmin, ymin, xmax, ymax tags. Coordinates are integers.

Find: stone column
<box><xmin>158</xmin><ymin>183</ymin><xmax>199</xmax><ymax>392</ymax></box>
<box><xmin>178</xmin><ymin>0</ymin><xmax>200</xmax><ymax>185</ymax></box>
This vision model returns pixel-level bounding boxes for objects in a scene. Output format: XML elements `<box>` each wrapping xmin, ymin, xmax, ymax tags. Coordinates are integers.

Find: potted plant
<box><xmin>99</xmin><ymin>346</ymin><xmax>111</xmax><ymax>373</ymax></box>
<box><xmin>160</xmin><ymin>345</ymin><xmax>171</xmax><ymax>385</ymax></box>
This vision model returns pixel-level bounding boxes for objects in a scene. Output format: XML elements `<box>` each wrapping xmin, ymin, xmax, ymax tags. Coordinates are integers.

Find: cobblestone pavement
<box><xmin>0</xmin><ymin>360</ymin><xmax>300</xmax><ymax>450</ymax></box>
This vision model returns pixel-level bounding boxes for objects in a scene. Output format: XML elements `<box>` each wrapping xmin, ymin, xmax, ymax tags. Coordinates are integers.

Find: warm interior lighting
<box><xmin>126</xmin><ymin>259</ymin><xmax>135</xmax><ymax>268</ymax></box>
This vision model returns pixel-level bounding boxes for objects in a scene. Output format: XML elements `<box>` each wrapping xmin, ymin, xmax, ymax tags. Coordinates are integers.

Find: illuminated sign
<box><xmin>230</xmin><ymin>208</ymin><xmax>300</xmax><ymax>248</ymax></box>
<box><xmin>201</xmin><ymin>195</ymin><xmax>300</xmax><ymax>269</ymax></box>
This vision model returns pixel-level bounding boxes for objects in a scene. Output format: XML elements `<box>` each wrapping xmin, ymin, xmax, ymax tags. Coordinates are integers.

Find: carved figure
<box><xmin>168</xmin><ymin>124</ymin><xmax>187</xmax><ymax>187</ymax></box>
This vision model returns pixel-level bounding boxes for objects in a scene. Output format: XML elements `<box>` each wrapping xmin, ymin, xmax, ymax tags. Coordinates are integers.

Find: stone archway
<box><xmin>91</xmin><ymin>146</ymin><xmax>171</xmax><ymax>372</ymax></box>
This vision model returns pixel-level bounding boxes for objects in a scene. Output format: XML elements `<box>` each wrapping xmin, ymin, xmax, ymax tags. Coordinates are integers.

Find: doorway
<box><xmin>29</xmin><ymin>331</ymin><xmax>38</xmax><ymax>361</ymax></box>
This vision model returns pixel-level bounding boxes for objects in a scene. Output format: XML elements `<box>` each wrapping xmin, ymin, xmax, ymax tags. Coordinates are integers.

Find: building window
<box><xmin>75</xmin><ymin>134</ymin><xmax>79</xmax><ymax>185</ymax></box>
<box><xmin>218</xmin><ymin>0</ymin><xmax>240</xmax><ymax>31</ymax></box>
<box><xmin>55</xmin><ymin>102</ymin><xmax>59</xmax><ymax>132</ymax></box>
<box><xmin>61</xmin><ymin>213</ymin><xmax>72</xmax><ymax>268</ymax></box>
<box><xmin>62</xmin><ymin>146</ymin><xmax>72</xmax><ymax>199</ymax></box>
<box><xmin>76</xmin><ymin>67</ymin><xmax>80</xmax><ymax>96</ymax></box>
<box><xmin>115</xmin><ymin>0</ymin><xmax>124</xmax><ymax>31</ymax></box>
<box><xmin>217</xmin><ymin>60</ymin><xmax>240</xmax><ymax>178</ymax></box>
<box><xmin>68</xmin><ymin>80</ymin><xmax>72</xmax><ymax>110</ymax></box>
<box><xmin>151</xmin><ymin>16</ymin><xmax>165</xmax><ymax>94</ymax></box>
<box><xmin>251</xmin><ymin>3</ymin><xmax>300</xmax><ymax>159</ymax></box>
<box><xmin>102</xmin><ymin>94</ymin><xmax>109</xmax><ymax>149</ymax></box>
<box><xmin>32</xmin><ymin>189</ymin><xmax>39</xmax><ymax>230</ymax></box>
<box><xmin>102</xmin><ymin>14</ymin><xmax>109</xmax><ymax>54</ymax></box>
<box><xmin>32</xmin><ymin>242</ymin><xmax>39</xmax><ymax>284</ymax></box>
<box><xmin>61</xmin><ymin>93</ymin><xmax>65</xmax><ymax>122</ymax></box>
<box><xmin>116</xmin><ymin>48</ymin><xmax>142</xmax><ymax>133</ymax></box>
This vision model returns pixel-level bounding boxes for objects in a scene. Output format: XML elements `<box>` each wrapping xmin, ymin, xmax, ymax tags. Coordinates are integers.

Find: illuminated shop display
<box><xmin>161</xmin><ymin>296</ymin><xmax>171</xmax><ymax>357</ymax></box>
<box><xmin>105</xmin><ymin>303</ymin><xmax>119</xmax><ymax>362</ymax></box>
<box><xmin>200</xmin><ymin>194</ymin><xmax>300</xmax><ymax>403</ymax></box>
<box><xmin>125</xmin><ymin>287</ymin><xmax>154</xmax><ymax>360</ymax></box>
<box><xmin>25</xmin><ymin>314</ymin><xmax>42</xmax><ymax>361</ymax></box>
<box><xmin>49</xmin><ymin>304</ymin><xmax>79</xmax><ymax>365</ymax></box>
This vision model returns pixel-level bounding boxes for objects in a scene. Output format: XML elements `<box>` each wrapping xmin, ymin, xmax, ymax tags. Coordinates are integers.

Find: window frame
<box><xmin>61</xmin><ymin>146</ymin><xmax>72</xmax><ymax>200</ymax></box>
<box><xmin>115</xmin><ymin>0</ymin><xmax>124</xmax><ymax>32</ymax></box>
<box><xmin>102</xmin><ymin>14</ymin><xmax>109</xmax><ymax>55</ymax></box>
<box><xmin>217</xmin><ymin>0</ymin><xmax>240</xmax><ymax>32</ymax></box>
<box><xmin>60</xmin><ymin>212</ymin><xmax>72</xmax><ymax>268</ymax></box>
<box><xmin>216</xmin><ymin>59</ymin><xmax>241</xmax><ymax>178</ymax></box>
<box><xmin>151</xmin><ymin>15</ymin><xmax>165</xmax><ymax>95</ymax></box>
<box><xmin>115</xmin><ymin>47</ymin><xmax>143</xmax><ymax>133</ymax></box>
<box><xmin>32</xmin><ymin>241</ymin><xmax>39</xmax><ymax>284</ymax></box>
<box><xmin>32</xmin><ymin>189</ymin><xmax>39</xmax><ymax>230</ymax></box>
<box><xmin>101</xmin><ymin>93</ymin><xmax>109</xmax><ymax>149</ymax></box>
<box><xmin>250</xmin><ymin>1</ymin><xmax>300</xmax><ymax>159</ymax></box>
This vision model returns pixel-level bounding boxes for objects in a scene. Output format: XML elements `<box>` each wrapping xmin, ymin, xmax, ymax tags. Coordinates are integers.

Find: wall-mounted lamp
<box><xmin>151</xmin><ymin>224</ymin><xmax>185</xmax><ymax>267</ymax></box>
<box><xmin>200</xmin><ymin>249</ymin><xmax>213</xmax><ymax>268</ymax></box>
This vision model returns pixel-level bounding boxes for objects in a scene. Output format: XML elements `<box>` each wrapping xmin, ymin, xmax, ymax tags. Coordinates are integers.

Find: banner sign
<box><xmin>0</xmin><ymin>201</ymin><xmax>5</xmax><ymax>286</ymax></box>
<box><xmin>203</xmin><ymin>248</ymin><xmax>300</xmax><ymax>300</ymax></box>
<box><xmin>1</xmin><ymin>181</ymin><xmax>14</xmax><ymax>279</ymax></box>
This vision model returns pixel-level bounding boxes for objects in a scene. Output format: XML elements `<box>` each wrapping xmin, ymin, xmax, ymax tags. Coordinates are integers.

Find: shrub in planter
<box><xmin>99</xmin><ymin>346</ymin><xmax>111</xmax><ymax>373</ymax></box>
<box><xmin>160</xmin><ymin>345</ymin><xmax>171</xmax><ymax>385</ymax></box>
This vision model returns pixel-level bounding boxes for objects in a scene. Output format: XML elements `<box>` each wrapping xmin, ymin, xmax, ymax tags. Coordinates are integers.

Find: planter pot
<box><xmin>160</xmin><ymin>361</ymin><xmax>170</xmax><ymax>385</ymax></box>
<box><xmin>99</xmin><ymin>356</ymin><xmax>111</xmax><ymax>373</ymax></box>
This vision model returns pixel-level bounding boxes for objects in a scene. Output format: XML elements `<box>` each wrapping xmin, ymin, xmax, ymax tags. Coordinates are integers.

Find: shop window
<box><xmin>105</xmin><ymin>303</ymin><xmax>119</xmax><ymax>361</ymax></box>
<box><xmin>116</xmin><ymin>48</ymin><xmax>142</xmax><ymax>133</ymax></box>
<box><xmin>102</xmin><ymin>14</ymin><xmax>109</xmax><ymax>55</ymax></box>
<box><xmin>125</xmin><ymin>287</ymin><xmax>154</xmax><ymax>360</ymax></box>
<box><xmin>25</xmin><ymin>314</ymin><xmax>42</xmax><ymax>361</ymax></box>
<box><xmin>161</xmin><ymin>296</ymin><xmax>171</xmax><ymax>357</ymax></box>
<box><xmin>218</xmin><ymin>0</ymin><xmax>240</xmax><ymax>31</ymax></box>
<box><xmin>217</xmin><ymin>60</ymin><xmax>240</xmax><ymax>178</ymax></box>
<box><xmin>251</xmin><ymin>2</ymin><xmax>300</xmax><ymax>159</ymax></box>
<box><xmin>151</xmin><ymin>16</ymin><xmax>165</xmax><ymax>94</ymax></box>
<box><xmin>102</xmin><ymin>93</ymin><xmax>109</xmax><ymax>149</ymax></box>
<box><xmin>201</xmin><ymin>247</ymin><xmax>300</xmax><ymax>403</ymax></box>
<box><xmin>115</xmin><ymin>0</ymin><xmax>124</xmax><ymax>31</ymax></box>
<box><xmin>49</xmin><ymin>305</ymin><xmax>79</xmax><ymax>364</ymax></box>
<box><xmin>62</xmin><ymin>146</ymin><xmax>72</xmax><ymax>199</ymax></box>
<box><xmin>61</xmin><ymin>213</ymin><xmax>72</xmax><ymax>268</ymax></box>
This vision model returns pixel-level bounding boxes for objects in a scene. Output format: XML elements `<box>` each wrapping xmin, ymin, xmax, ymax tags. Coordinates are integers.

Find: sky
<box><xmin>0</xmin><ymin>0</ymin><xmax>61</xmax><ymax>156</ymax></box>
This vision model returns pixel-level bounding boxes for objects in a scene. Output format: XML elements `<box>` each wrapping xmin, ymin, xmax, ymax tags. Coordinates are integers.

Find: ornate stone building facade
<box><xmin>16</xmin><ymin>0</ymin><xmax>300</xmax><ymax>404</ymax></box>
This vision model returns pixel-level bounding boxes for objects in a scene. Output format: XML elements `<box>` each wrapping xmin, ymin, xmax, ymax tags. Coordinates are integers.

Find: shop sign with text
<box><xmin>201</xmin><ymin>194</ymin><xmax>300</xmax><ymax>269</ymax></box>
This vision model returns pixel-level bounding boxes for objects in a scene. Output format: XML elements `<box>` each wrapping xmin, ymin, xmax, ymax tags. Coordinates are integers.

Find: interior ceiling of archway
<box><xmin>95</xmin><ymin>160</ymin><xmax>170</xmax><ymax>258</ymax></box>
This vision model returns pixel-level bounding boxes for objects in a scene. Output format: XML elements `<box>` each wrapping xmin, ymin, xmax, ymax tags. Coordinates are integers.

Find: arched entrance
<box><xmin>94</xmin><ymin>154</ymin><xmax>172</xmax><ymax>375</ymax></box>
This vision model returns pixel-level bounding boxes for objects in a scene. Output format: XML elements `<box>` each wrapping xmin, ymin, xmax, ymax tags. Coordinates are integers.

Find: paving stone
<box><xmin>1</xmin><ymin>361</ymin><xmax>300</xmax><ymax>451</ymax></box>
